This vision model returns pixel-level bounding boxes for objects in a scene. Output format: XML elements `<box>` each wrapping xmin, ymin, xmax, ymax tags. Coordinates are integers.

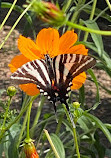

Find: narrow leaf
<box><xmin>51</xmin><ymin>134</ymin><xmax>65</xmax><ymax>158</ymax></box>
<box><xmin>87</xmin><ymin>69</ymin><xmax>100</xmax><ymax>109</ymax></box>
<box><xmin>84</xmin><ymin>112</ymin><xmax>111</xmax><ymax>143</ymax></box>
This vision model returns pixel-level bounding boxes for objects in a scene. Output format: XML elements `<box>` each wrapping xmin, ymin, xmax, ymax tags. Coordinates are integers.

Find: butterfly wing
<box><xmin>11</xmin><ymin>54</ymin><xmax>96</xmax><ymax>104</ymax></box>
<box><xmin>53</xmin><ymin>54</ymin><xmax>96</xmax><ymax>103</ymax></box>
<box><xmin>11</xmin><ymin>59</ymin><xmax>52</xmax><ymax>94</ymax></box>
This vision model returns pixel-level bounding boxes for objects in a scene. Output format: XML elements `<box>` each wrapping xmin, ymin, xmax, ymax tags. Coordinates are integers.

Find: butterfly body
<box><xmin>11</xmin><ymin>54</ymin><xmax>96</xmax><ymax>113</ymax></box>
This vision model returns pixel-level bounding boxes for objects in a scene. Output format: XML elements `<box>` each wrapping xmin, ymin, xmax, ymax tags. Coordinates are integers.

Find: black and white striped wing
<box><xmin>11</xmin><ymin>59</ymin><xmax>52</xmax><ymax>93</ymax></box>
<box><xmin>53</xmin><ymin>54</ymin><xmax>96</xmax><ymax>94</ymax></box>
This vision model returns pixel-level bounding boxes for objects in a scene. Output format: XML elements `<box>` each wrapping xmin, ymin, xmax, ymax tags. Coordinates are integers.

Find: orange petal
<box><xmin>59</xmin><ymin>30</ymin><xmax>77</xmax><ymax>54</ymax></box>
<box><xmin>66</xmin><ymin>44</ymin><xmax>88</xmax><ymax>55</ymax></box>
<box><xmin>71</xmin><ymin>72</ymin><xmax>86</xmax><ymax>90</ymax></box>
<box><xmin>18</xmin><ymin>35</ymin><xmax>41</xmax><ymax>60</ymax></box>
<box><xmin>8</xmin><ymin>54</ymin><xmax>30</xmax><ymax>72</ymax></box>
<box><xmin>36</xmin><ymin>28</ymin><xmax>59</xmax><ymax>57</ymax></box>
<box><xmin>19</xmin><ymin>83</ymin><xmax>40</xmax><ymax>96</ymax></box>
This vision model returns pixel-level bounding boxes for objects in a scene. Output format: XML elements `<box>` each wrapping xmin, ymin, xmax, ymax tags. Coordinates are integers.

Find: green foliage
<box><xmin>0</xmin><ymin>124</ymin><xmax>21</xmax><ymax>158</ymax></box>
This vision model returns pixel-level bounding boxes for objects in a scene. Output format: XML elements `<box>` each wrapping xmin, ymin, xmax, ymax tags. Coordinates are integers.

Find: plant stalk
<box><xmin>26</xmin><ymin>100</ymin><xmax>33</xmax><ymax>139</ymax></box>
<box><xmin>31</xmin><ymin>95</ymin><xmax>45</xmax><ymax>137</ymax></box>
<box><xmin>62</xmin><ymin>104</ymin><xmax>80</xmax><ymax>158</ymax></box>
<box><xmin>0</xmin><ymin>0</ymin><xmax>18</xmax><ymax>31</ymax></box>
<box><xmin>84</xmin><ymin>0</ymin><xmax>97</xmax><ymax>41</ymax></box>
<box><xmin>66</xmin><ymin>20</ymin><xmax>111</xmax><ymax>35</ymax></box>
<box><xmin>72</xmin><ymin>127</ymin><xmax>80</xmax><ymax>158</ymax></box>
<box><xmin>63</xmin><ymin>0</ymin><xmax>72</xmax><ymax>12</ymax></box>
<box><xmin>105</xmin><ymin>0</ymin><xmax>111</xmax><ymax>11</ymax></box>
<box><xmin>0</xmin><ymin>0</ymin><xmax>34</xmax><ymax>49</ymax></box>
<box><xmin>17</xmin><ymin>109</ymin><xmax>29</xmax><ymax>148</ymax></box>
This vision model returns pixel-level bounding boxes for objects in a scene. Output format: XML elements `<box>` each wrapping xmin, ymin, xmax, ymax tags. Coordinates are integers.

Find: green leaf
<box><xmin>105</xmin><ymin>149</ymin><xmax>111</xmax><ymax>157</ymax></box>
<box><xmin>62</xmin><ymin>119</ymin><xmax>73</xmax><ymax>135</ymax></box>
<box><xmin>96</xmin><ymin>62</ymin><xmax>111</xmax><ymax>78</ymax></box>
<box><xmin>1</xmin><ymin>123</ymin><xmax>21</xmax><ymax>158</ymax></box>
<box><xmin>82</xmin><ymin>20</ymin><xmax>111</xmax><ymax>69</ymax></box>
<box><xmin>94</xmin><ymin>131</ymin><xmax>105</xmax><ymax>158</ymax></box>
<box><xmin>105</xmin><ymin>123</ymin><xmax>111</xmax><ymax>130</ymax></box>
<box><xmin>84</xmin><ymin>112</ymin><xmax>111</xmax><ymax>143</ymax></box>
<box><xmin>79</xmin><ymin>85</ymin><xmax>85</xmax><ymax>107</ymax></box>
<box><xmin>80</xmin><ymin>146</ymin><xmax>96</xmax><ymax>158</ymax></box>
<box><xmin>0</xmin><ymin>142</ymin><xmax>4</xmax><ymax>158</ymax></box>
<box><xmin>83</xmin><ymin>20</ymin><xmax>103</xmax><ymax>55</ymax></box>
<box><xmin>51</xmin><ymin>134</ymin><xmax>65</xmax><ymax>158</ymax></box>
<box><xmin>87</xmin><ymin>69</ymin><xmax>100</xmax><ymax>110</ymax></box>
<box><xmin>78</xmin><ymin>41</ymin><xmax>111</xmax><ymax>78</ymax></box>
<box><xmin>97</xmin><ymin>80</ymin><xmax>111</xmax><ymax>95</ymax></box>
<box><xmin>78</xmin><ymin>115</ymin><xmax>94</xmax><ymax>133</ymax></box>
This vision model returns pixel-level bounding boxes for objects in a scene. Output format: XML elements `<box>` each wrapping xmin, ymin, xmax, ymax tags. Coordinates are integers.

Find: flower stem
<box><xmin>68</xmin><ymin>0</ymin><xmax>86</xmax><ymax>30</ymax></box>
<box><xmin>105</xmin><ymin>0</ymin><xmax>111</xmax><ymax>11</ymax></box>
<box><xmin>26</xmin><ymin>100</ymin><xmax>33</xmax><ymax>140</ymax></box>
<box><xmin>72</xmin><ymin>127</ymin><xmax>80</xmax><ymax>158</ymax></box>
<box><xmin>2</xmin><ymin>97</ymin><xmax>12</xmax><ymax>128</ymax></box>
<box><xmin>21</xmin><ymin>95</ymin><xmax>30</xmax><ymax>110</ymax></box>
<box><xmin>66</xmin><ymin>20</ymin><xmax>111</xmax><ymax>35</ymax></box>
<box><xmin>31</xmin><ymin>95</ymin><xmax>45</xmax><ymax>137</ymax></box>
<box><xmin>0</xmin><ymin>0</ymin><xmax>18</xmax><ymax>31</ymax></box>
<box><xmin>44</xmin><ymin>129</ymin><xmax>60</xmax><ymax>158</ymax></box>
<box><xmin>17</xmin><ymin>109</ymin><xmax>29</xmax><ymax>148</ymax></box>
<box><xmin>63</xmin><ymin>0</ymin><xmax>72</xmax><ymax>12</ymax></box>
<box><xmin>84</xmin><ymin>0</ymin><xmax>97</xmax><ymax>41</ymax></box>
<box><xmin>62</xmin><ymin>104</ymin><xmax>80</xmax><ymax>158</ymax></box>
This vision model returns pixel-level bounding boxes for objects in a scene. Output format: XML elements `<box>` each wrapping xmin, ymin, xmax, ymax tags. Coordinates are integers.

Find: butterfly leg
<box><xmin>53</xmin><ymin>102</ymin><xmax>58</xmax><ymax>123</ymax></box>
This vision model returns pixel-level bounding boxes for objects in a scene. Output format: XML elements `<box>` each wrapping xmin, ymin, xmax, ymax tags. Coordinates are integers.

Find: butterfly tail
<box><xmin>64</xmin><ymin>102</ymin><xmax>75</xmax><ymax>128</ymax></box>
<box><xmin>68</xmin><ymin>111</ymin><xmax>75</xmax><ymax>128</ymax></box>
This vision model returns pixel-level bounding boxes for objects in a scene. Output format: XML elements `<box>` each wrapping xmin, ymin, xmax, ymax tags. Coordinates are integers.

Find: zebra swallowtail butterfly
<box><xmin>11</xmin><ymin>54</ymin><xmax>96</xmax><ymax>118</ymax></box>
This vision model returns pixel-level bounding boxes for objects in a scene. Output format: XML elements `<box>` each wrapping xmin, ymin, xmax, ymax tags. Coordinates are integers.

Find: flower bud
<box><xmin>24</xmin><ymin>141</ymin><xmax>39</xmax><ymax>158</ymax></box>
<box><xmin>72</xmin><ymin>102</ymin><xmax>80</xmax><ymax>109</ymax></box>
<box><xmin>27</xmin><ymin>1</ymin><xmax>66</xmax><ymax>26</ymax></box>
<box><xmin>7</xmin><ymin>86</ymin><xmax>16</xmax><ymax>97</ymax></box>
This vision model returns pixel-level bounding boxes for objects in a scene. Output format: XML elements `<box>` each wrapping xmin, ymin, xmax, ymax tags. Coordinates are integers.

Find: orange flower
<box><xmin>9</xmin><ymin>28</ymin><xmax>88</xmax><ymax>96</ymax></box>
<box><xmin>24</xmin><ymin>142</ymin><xmax>39</xmax><ymax>158</ymax></box>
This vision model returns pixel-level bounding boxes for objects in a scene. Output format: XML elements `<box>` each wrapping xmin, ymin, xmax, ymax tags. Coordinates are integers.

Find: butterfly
<box><xmin>11</xmin><ymin>54</ymin><xmax>96</xmax><ymax>126</ymax></box>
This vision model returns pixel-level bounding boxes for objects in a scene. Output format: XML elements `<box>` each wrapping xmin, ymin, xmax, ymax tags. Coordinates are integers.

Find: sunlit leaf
<box><xmin>51</xmin><ymin>133</ymin><xmax>65</xmax><ymax>158</ymax></box>
<box><xmin>2</xmin><ymin>123</ymin><xmax>21</xmax><ymax>158</ymax></box>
